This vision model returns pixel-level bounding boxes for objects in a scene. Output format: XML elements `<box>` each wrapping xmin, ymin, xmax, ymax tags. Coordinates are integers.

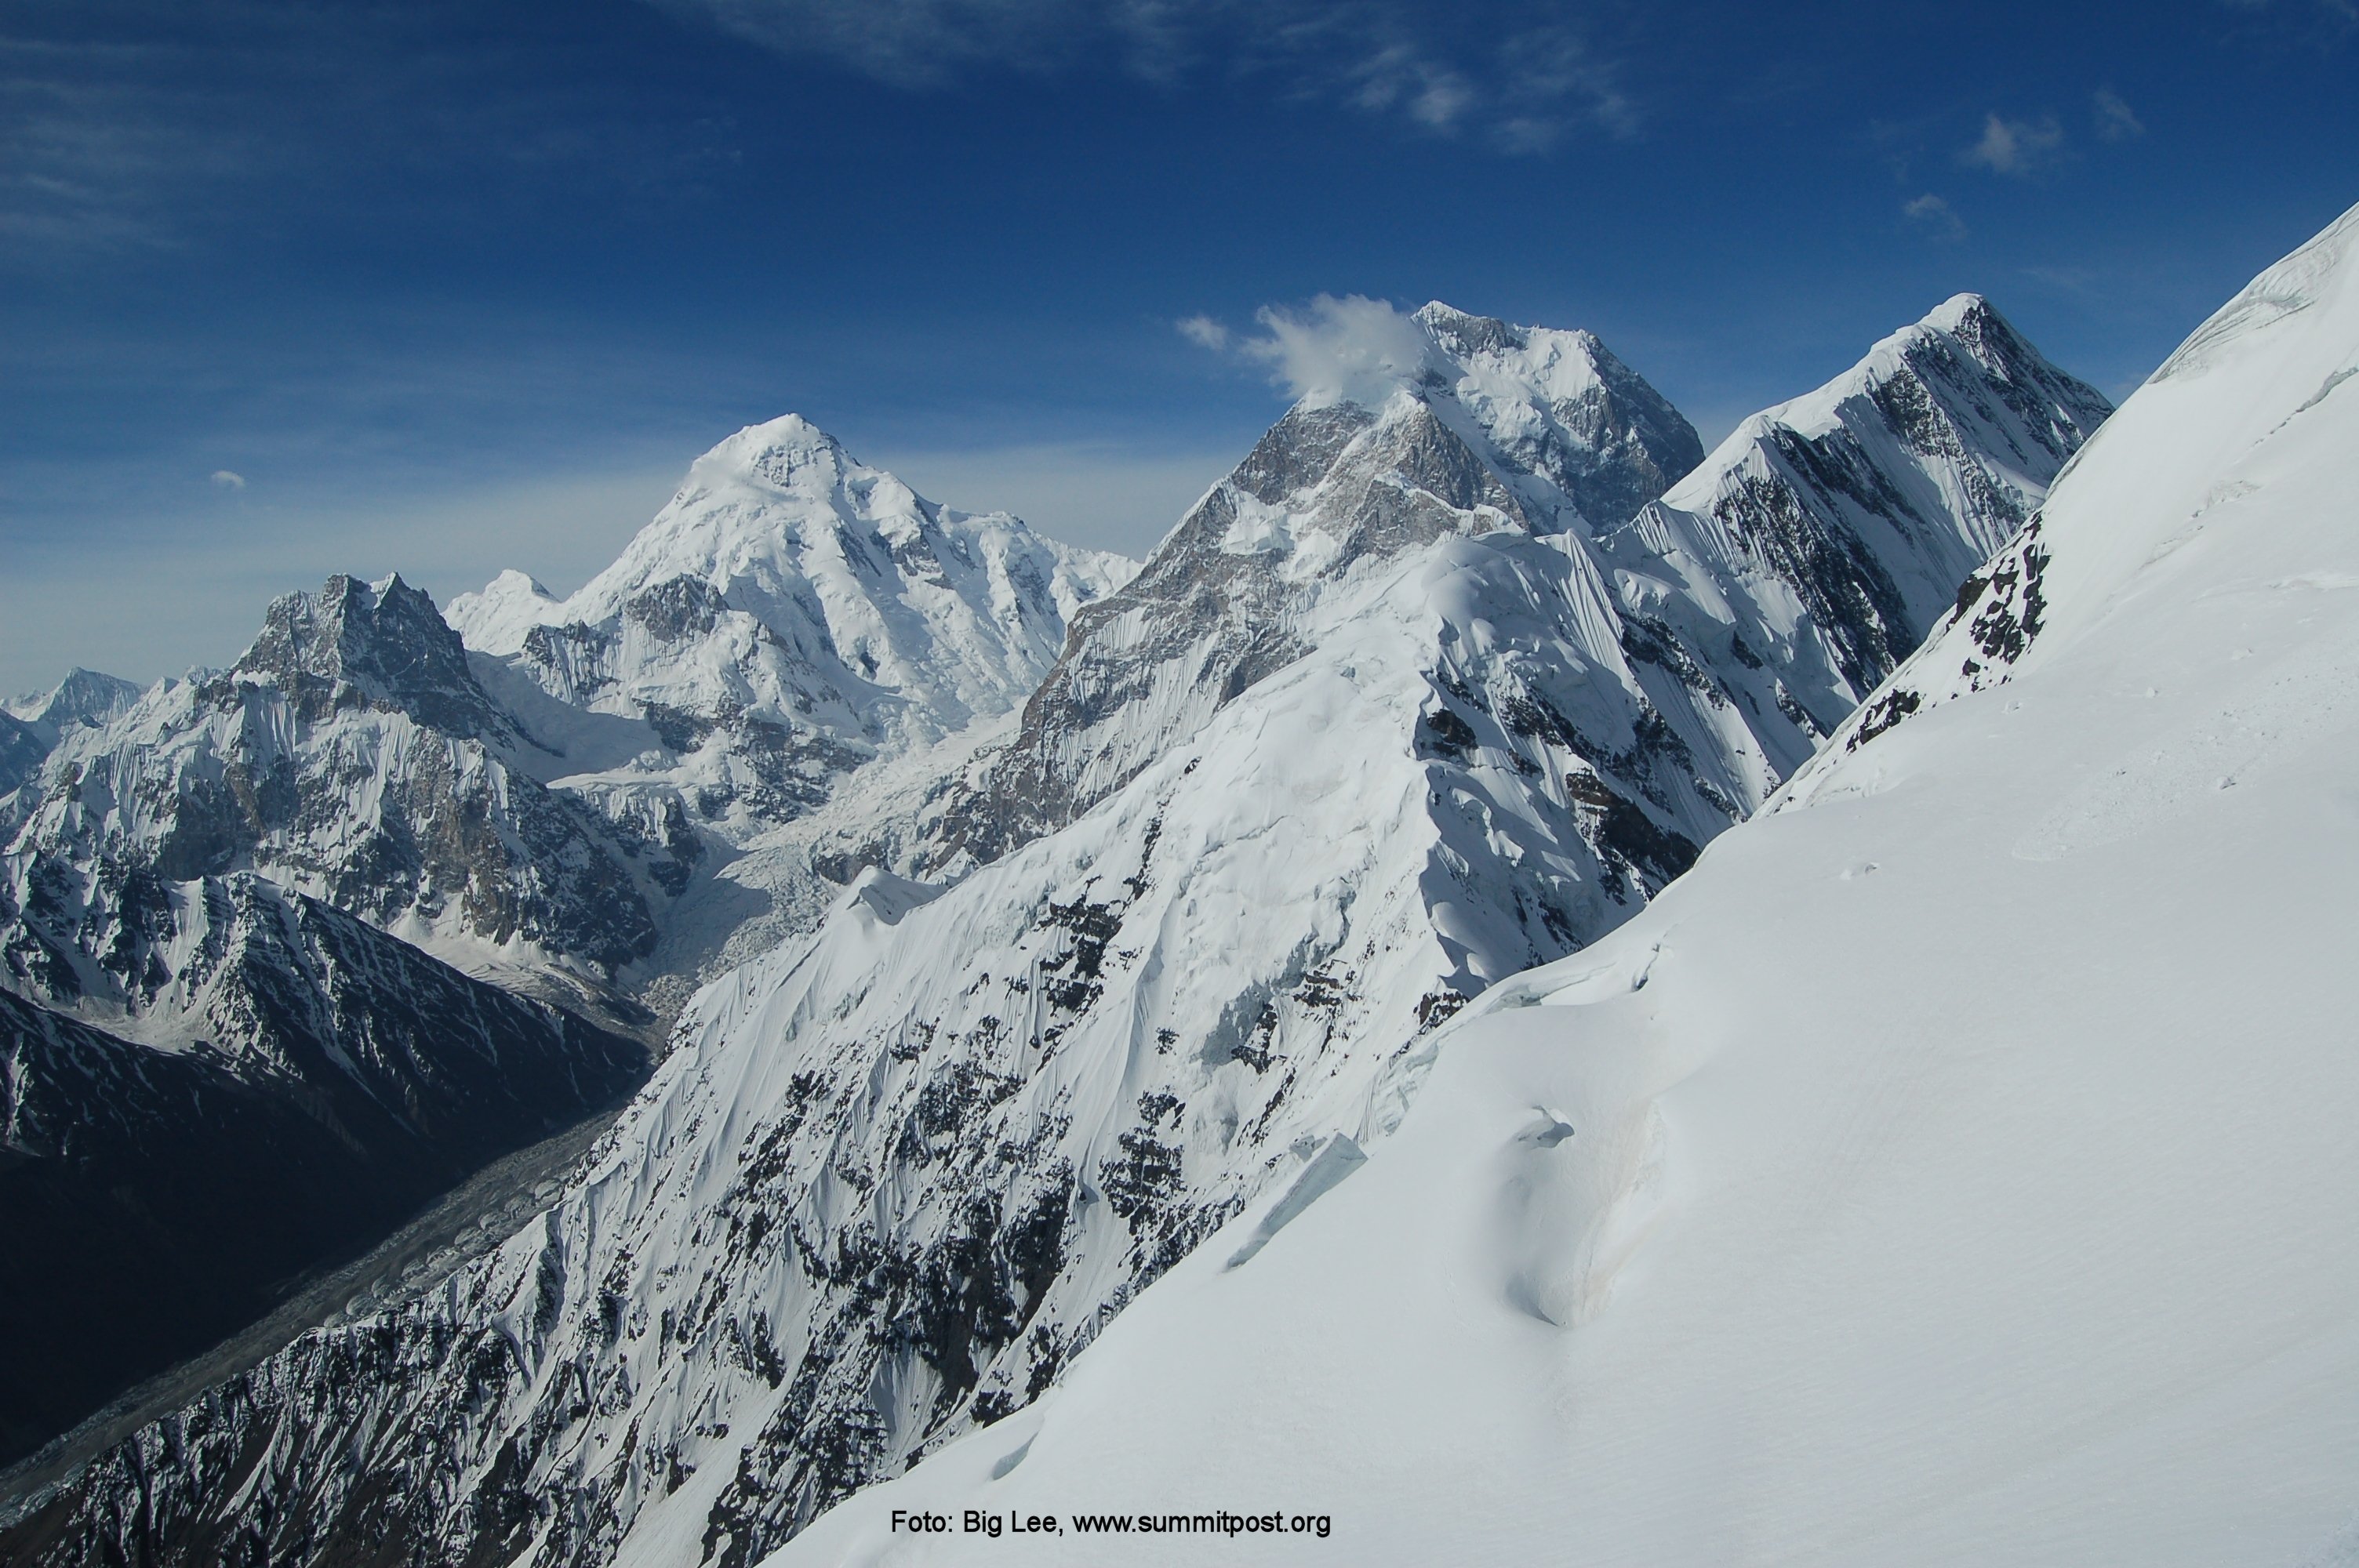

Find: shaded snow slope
<box><xmin>0</xmin><ymin>879</ymin><xmax>645</xmax><ymax>1469</ymax></box>
<box><xmin>771</xmin><ymin>200</ymin><xmax>2359</xmax><ymax>1568</ymax></box>
<box><xmin>0</xmin><ymin>299</ymin><xmax>2113</xmax><ymax>1568</ymax></box>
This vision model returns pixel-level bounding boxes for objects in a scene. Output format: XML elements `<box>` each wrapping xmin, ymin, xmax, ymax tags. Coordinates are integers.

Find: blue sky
<box><xmin>2</xmin><ymin>0</ymin><xmax>2354</xmax><ymax>695</ymax></box>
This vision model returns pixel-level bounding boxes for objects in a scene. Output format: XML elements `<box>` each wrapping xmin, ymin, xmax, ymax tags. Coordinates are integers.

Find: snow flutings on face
<box><xmin>1961</xmin><ymin>111</ymin><xmax>2066</xmax><ymax>176</ymax></box>
<box><xmin>1241</xmin><ymin>295</ymin><xmax>1433</xmax><ymax>410</ymax></box>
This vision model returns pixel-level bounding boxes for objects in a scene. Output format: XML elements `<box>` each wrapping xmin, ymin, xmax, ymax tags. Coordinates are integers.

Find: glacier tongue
<box><xmin>2</xmin><ymin>298</ymin><xmax>2114</xmax><ymax>1568</ymax></box>
<box><xmin>769</xmin><ymin>200</ymin><xmax>2359</xmax><ymax>1568</ymax></box>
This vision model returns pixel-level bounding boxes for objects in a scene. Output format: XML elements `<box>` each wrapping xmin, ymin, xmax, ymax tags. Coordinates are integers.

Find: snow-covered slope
<box><xmin>0</xmin><ymin>299</ymin><xmax>2113</xmax><ymax>1568</ymax></box>
<box><xmin>771</xmin><ymin>200</ymin><xmax>2359</xmax><ymax>1568</ymax></box>
<box><xmin>447</xmin><ymin>416</ymin><xmax>1132</xmax><ymax>831</ymax></box>
<box><xmin>2</xmin><ymin>670</ymin><xmax>140</xmax><ymax>747</ymax></box>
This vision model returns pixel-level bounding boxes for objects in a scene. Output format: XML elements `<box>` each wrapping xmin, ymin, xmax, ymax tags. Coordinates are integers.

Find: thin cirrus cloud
<box><xmin>648</xmin><ymin>0</ymin><xmax>1634</xmax><ymax>150</ymax></box>
<box><xmin>1961</xmin><ymin>111</ymin><xmax>2066</xmax><ymax>176</ymax></box>
<box><xmin>2092</xmin><ymin>86</ymin><xmax>2145</xmax><ymax>142</ymax></box>
<box><xmin>209</xmin><ymin>469</ymin><xmax>247</xmax><ymax>489</ymax></box>
<box><xmin>1902</xmin><ymin>193</ymin><xmax>1966</xmax><ymax>240</ymax></box>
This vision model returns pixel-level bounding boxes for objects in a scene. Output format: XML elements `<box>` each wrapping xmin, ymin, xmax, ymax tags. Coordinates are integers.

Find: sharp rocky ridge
<box><xmin>0</xmin><ymin>297</ymin><xmax>2109</xmax><ymax>1566</ymax></box>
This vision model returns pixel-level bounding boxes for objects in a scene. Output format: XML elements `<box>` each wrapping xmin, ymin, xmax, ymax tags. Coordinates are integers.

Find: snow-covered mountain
<box><xmin>925</xmin><ymin>295</ymin><xmax>2101</xmax><ymax>870</ymax></box>
<box><xmin>2</xmin><ymin>574</ymin><xmax>689</xmax><ymax>1017</ymax></box>
<box><xmin>447</xmin><ymin>415</ymin><xmax>1132</xmax><ymax>832</ymax></box>
<box><xmin>0</xmin><ymin>298</ymin><xmax>2111</xmax><ymax>1568</ymax></box>
<box><xmin>2</xmin><ymin>670</ymin><xmax>140</xmax><ymax>748</ymax></box>
<box><xmin>769</xmin><ymin>201</ymin><xmax>2359</xmax><ymax>1568</ymax></box>
<box><xmin>0</xmin><ymin>670</ymin><xmax>139</xmax><ymax>800</ymax></box>
<box><xmin>0</xmin><ymin>875</ymin><xmax>646</xmax><ymax>1468</ymax></box>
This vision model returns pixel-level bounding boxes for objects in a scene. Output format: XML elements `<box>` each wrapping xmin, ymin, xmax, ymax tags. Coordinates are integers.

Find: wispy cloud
<box><xmin>1183</xmin><ymin>293</ymin><xmax>1432</xmax><ymax>408</ymax></box>
<box><xmin>209</xmin><ymin>468</ymin><xmax>246</xmax><ymax>488</ymax></box>
<box><xmin>1961</xmin><ymin>111</ymin><xmax>2066</xmax><ymax>176</ymax></box>
<box><xmin>1176</xmin><ymin>314</ymin><xmax>1230</xmax><ymax>350</ymax></box>
<box><xmin>649</xmin><ymin>1</ymin><xmax>1636</xmax><ymax>151</ymax></box>
<box><xmin>2092</xmin><ymin>86</ymin><xmax>2143</xmax><ymax>142</ymax></box>
<box><xmin>1903</xmin><ymin>193</ymin><xmax>1965</xmax><ymax>240</ymax></box>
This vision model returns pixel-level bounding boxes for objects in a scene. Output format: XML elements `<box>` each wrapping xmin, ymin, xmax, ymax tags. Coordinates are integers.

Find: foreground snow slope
<box><xmin>772</xmin><ymin>202</ymin><xmax>2359</xmax><ymax>1568</ymax></box>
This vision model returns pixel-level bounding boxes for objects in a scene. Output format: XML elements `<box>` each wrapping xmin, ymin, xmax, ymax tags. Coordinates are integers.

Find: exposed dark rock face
<box><xmin>0</xmin><ymin>883</ymin><xmax>645</xmax><ymax>1469</ymax></box>
<box><xmin>1626</xmin><ymin>294</ymin><xmax>2110</xmax><ymax>728</ymax></box>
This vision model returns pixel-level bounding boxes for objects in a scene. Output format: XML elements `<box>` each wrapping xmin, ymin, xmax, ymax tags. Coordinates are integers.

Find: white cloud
<box><xmin>1961</xmin><ymin>112</ymin><xmax>2066</xmax><ymax>176</ymax></box>
<box><xmin>651</xmin><ymin>2</ymin><xmax>1634</xmax><ymax>151</ymax></box>
<box><xmin>209</xmin><ymin>468</ymin><xmax>246</xmax><ymax>489</ymax></box>
<box><xmin>1238</xmin><ymin>294</ymin><xmax>1431</xmax><ymax>409</ymax></box>
<box><xmin>1176</xmin><ymin>314</ymin><xmax>1230</xmax><ymax>350</ymax></box>
<box><xmin>2093</xmin><ymin>86</ymin><xmax>2144</xmax><ymax>142</ymax></box>
<box><xmin>1903</xmin><ymin>193</ymin><xmax>1966</xmax><ymax>240</ymax></box>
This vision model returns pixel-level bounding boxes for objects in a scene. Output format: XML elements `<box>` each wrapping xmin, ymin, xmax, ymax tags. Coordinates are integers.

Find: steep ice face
<box><xmin>445</xmin><ymin>416</ymin><xmax>1134</xmax><ymax>831</ymax></box>
<box><xmin>4</xmin><ymin>299</ymin><xmax>2121</xmax><ymax>1568</ymax></box>
<box><xmin>761</xmin><ymin>200</ymin><xmax>2359</xmax><ymax>1568</ymax></box>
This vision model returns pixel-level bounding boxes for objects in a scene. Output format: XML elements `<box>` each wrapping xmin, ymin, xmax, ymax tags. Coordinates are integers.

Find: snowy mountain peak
<box><xmin>442</xmin><ymin>416</ymin><xmax>1132</xmax><ymax>838</ymax></box>
<box><xmin>226</xmin><ymin>572</ymin><xmax>514</xmax><ymax>741</ymax></box>
<box><xmin>691</xmin><ymin>411</ymin><xmax>853</xmax><ymax>492</ymax></box>
<box><xmin>925</xmin><ymin>307</ymin><xmax>1707</xmax><ymax>864</ymax></box>
<box><xmin>1630</xmin><ymin>293</ymin><xmax>2110</xmax><ymax>705</ymax></box>
<box><xmin>0</xmin><ymin>292</ymin><xmax>2128</xmax><ymax>1568</ymax></box>
<box><xmin>4</xmin><ymin>668</ymin><xmax>140</xmax><ymax>737</ymax></box>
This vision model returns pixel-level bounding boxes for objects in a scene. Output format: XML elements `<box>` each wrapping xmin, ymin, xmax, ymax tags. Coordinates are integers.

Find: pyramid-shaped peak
<box><xmin>1414</xmin><ymin>300</ymin><xmax>1534</xmax><ymax>358</ymax></box>
<box><xmin>688</xmin><ymin>412</ymin><xmax>867</xmax><ymax>498</ymax></box>
<box><xmin>1921</xmin><ymin>292</ymin><xmax>1995</xmax><ymax>332</ymax></box>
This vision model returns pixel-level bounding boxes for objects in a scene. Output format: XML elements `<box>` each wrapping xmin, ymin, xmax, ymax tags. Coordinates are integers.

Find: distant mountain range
<box><xmin>0</xmin><ymin>284</ymin><xmax>2115</xmax><ymax>1567</ymax></box>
